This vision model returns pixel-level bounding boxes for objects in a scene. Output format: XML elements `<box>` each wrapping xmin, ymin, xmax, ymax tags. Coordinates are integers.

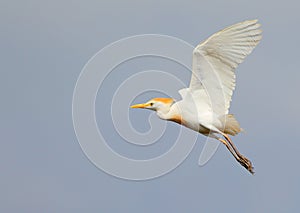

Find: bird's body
<box><xmin>131</xmin><ymin>20</ymin><xmax>262</xmax><ymax>174</ymax></box>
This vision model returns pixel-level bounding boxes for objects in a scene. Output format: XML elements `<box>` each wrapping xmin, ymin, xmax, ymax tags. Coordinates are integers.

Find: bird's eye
<box><xmin>150</xmin><ymin>102</ymin><xmax>154</xmax><ymax>106</ymax></box>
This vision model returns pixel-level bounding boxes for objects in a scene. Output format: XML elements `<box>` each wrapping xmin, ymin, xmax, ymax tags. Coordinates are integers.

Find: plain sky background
<box><xmin>1</xmin><ymin>0</ymin><xmax>300</xmax><ymax>212</ymax></box>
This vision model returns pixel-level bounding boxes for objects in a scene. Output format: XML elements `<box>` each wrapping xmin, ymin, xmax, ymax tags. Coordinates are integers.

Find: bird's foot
<box><xmin>238</xmin><ymin>155</ymin><xmax>254</xmax><ymax>175</ymax></box>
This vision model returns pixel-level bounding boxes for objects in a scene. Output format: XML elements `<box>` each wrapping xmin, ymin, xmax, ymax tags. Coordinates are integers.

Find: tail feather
<box><xmin>220</xmin><ymin>114</ymin><xmax>242</xmax><ymax>136</ymax></box>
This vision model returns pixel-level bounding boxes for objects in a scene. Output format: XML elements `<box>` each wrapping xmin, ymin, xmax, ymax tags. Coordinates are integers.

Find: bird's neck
<box><xmin>156</xmin><ymin>105</ymin><xmax>184</xmax><ymax>125</ymax></box>
<box><xmin>156</xmin><ymin>104</ymin><xmax>177</xmax><ymax>120</ymax></box>
<box><xmin>156</xmin><ymin>110</ymin><xmax>170</xmax><ymax>120</ymax></box>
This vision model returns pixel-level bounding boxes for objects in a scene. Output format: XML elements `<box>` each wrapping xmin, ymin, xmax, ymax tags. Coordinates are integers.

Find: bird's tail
<box><xmin>220</xmin><ymin>114</ymin><xmax>243</xmax><ymax>136</ymax></box>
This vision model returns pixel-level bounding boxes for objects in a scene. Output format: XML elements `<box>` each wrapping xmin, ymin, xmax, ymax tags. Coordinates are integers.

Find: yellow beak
<box><xmin>130</xmin><ymin>103</ymin><xmax>149</xmax><ymax>108</ymax></box>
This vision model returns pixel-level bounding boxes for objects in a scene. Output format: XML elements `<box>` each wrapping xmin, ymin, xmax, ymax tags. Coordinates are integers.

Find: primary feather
<box><xmin>189</xmin><ymin>19</ymin><xmax>262</xmax><ymax>116</ymax></box>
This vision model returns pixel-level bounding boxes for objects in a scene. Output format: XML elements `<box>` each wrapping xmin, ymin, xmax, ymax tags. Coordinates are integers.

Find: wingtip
<box><xmin>242</xmin><ymin>19</ymin><xmax>261</xmax><ymax>27</ymax></box>
<box><xmin>246</xmin><ymin>19</ymin><xmax>259</xmax><ymax>23</ymax></box>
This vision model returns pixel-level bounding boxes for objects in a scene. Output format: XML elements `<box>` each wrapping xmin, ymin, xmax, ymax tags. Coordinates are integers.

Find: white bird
<box><xmin>131</xmin><ymin>20</ymin><xmax>262</xmax><ymax>174</ymax></box>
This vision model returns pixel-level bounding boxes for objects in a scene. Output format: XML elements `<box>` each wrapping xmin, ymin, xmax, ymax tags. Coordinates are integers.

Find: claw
<box><xmin>238</xmin><ymin>156</ymin><xmax>254</xmax><ymax>174</ymax></box>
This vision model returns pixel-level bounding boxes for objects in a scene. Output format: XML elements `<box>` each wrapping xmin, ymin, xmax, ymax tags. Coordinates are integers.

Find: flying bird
<box><xmin>130</xmin><ymin>20</ymin><xmax>262</xmax><ymax>174</ymax></box>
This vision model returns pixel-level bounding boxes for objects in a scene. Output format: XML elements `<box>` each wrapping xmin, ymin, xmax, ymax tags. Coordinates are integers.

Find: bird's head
<box><xmin>130</xmin><ymin>97</ymin><xmax>174</xmax><ymax>113</ymax></box>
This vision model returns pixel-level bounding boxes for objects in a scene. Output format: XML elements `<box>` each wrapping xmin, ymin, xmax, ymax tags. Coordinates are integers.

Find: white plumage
<box><xmin>131</xmin><ymin>20</ymin><xmax>262</xmax><ymax>174</ymax></box>
<box><xmin>190</xmin><ymin>19</ymin><xmax>262</xmax><ymax>116</ymax></box>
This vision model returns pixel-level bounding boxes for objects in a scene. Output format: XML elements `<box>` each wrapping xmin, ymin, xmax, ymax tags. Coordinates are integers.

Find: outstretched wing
<box><xmin>190</xmin><ymin>20</ymin><xmax>262</xmax><ymax>116</ymax></box>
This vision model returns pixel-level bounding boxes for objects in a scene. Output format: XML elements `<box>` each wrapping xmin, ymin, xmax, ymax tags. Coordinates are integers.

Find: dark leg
<box><xmin>218</xmin><ymin>138</ymin><xmax>240</xmax><ymax>162</ymax></box>
<box><xmin>219</xmin><ymin>134</ymin><xmax>254</xmax><ymax>174</ymax></box>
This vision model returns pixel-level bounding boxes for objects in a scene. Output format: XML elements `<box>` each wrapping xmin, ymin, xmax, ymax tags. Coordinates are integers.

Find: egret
<box><xmin>131</xmin><ymin>20</ymin><xmax>262</xmax><ymax>174</ymax></box>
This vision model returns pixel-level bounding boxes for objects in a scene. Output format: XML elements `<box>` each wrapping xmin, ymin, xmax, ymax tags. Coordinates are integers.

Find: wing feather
<box><xmin>189</xmin><ymin>20</ymin><xmax>262</xmax><ymax>115</ymax></box>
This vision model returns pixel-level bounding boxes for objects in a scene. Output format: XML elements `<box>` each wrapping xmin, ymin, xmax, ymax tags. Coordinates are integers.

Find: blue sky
<box><xmin>1</xmin><ymin>0</ymin><xmax>300</xmax><ymax>212</ymax></box>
